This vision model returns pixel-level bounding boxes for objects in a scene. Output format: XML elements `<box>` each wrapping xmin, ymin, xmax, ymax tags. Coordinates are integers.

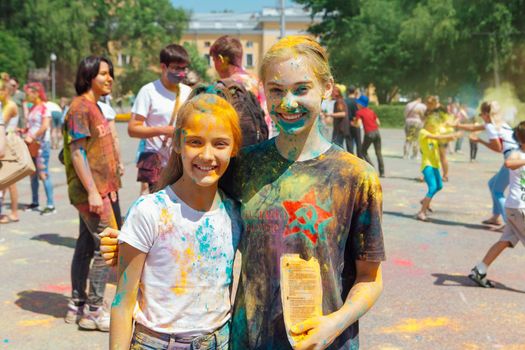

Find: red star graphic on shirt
<box><xmin>282</xmin><ymin>189</ymin><xmax>333</xmax><ymax>245</ymax></box>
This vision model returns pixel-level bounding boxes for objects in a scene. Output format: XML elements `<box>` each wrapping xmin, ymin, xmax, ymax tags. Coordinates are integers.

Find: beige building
<box><xmin>181</xmin><ymin>6</ymin><xmax>321</xmax><ymax>79</ymax></box>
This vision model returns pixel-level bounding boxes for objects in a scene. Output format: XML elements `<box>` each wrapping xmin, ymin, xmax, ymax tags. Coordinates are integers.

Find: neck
<box><xmin>160</xmin><ymin>76</ymin><xmax>180</xmax><ymax>92</ymax></box>
<box><xmin>171</xmin><ymin>177</ymin><xmax>220</xmax><ymax>212</ymax></box>
<box><xmin>275</xmin><ymin>117</ymin><xmax>331</xmax><ymax>161</ymax></box>
<box><xmin>221</xmin><ymin>65</ymin><xmax>244</xmax><ymax>79</ymax></box>
<box><xmin>83</xmin><ymin>90</ymin><xmax>100</xmax><ymax>103</ymax></box>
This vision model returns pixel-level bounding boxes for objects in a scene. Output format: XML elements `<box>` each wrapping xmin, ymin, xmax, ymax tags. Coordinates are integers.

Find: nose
<box><xmin>280</xmin><ymin>92</ymin><xmax>298</xmax><ymax>110</ymax></box>
<box><xmin>200</xmin><ymin>143</ymin><xmax>214</xmax><ymax>161</ymax></box>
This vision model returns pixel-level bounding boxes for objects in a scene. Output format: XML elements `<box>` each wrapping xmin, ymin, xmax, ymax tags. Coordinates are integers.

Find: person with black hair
<box><xmin>128</xmin><ymin>44</ymin><xmax>192</xmax><ymax>193</ymax></box>
<box><xmin>345</xmin><ymin>86</ymin><xmax>363</xmax><ymax>157</ymax></box>
<box><xmin>62</xmin><ymin>56</ymin><xmax>121</xmax><ymax>331</ymax></box>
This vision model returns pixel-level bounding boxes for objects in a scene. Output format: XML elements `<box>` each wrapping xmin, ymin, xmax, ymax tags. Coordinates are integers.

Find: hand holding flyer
<box><xmin>280</xmin><ymin>254</ymin><xmax>323</xmax><ymax>346</ymax></box>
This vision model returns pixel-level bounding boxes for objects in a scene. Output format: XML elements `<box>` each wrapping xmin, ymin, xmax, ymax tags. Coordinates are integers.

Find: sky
<box><xmin>171</xmin><ymin>0</ymin><xmax>293</xmax><ymax>13</ymax></box>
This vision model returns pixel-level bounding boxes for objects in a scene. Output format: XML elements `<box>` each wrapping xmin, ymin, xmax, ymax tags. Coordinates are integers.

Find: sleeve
<box><xmin>119</xmin><ymin>197</ymin><xmax>158</xmax><ymax>253</ymax></box>
<box><xmin>66</xmin><ymin>104</ymin><xmax>91</xmax><ymax>143</ymax></box>
<box><xmin>130</xmin><ymin>85</ymin><xmax>151</xmax><ymax>118</ymax></box>
<box><xmin>348</xmin><ymin>169</ymin><xmax>386</xmax><ymax>262</ymax></box>
<box><xmin>485</xmin><ymin>123</ymin><xmax>499</xmax><ymax>140</ymax></box>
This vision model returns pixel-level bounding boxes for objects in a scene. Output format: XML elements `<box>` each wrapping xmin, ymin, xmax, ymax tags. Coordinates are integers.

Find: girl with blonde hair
<box><xmin>103</xmin><ymin>36</ymin><xmax>385</xmax><ymax>350</ymax></box>
<box><xmin>110</xmin><ymin>93</ymin><xmax>243</xmax><ymax>350</ymax></box>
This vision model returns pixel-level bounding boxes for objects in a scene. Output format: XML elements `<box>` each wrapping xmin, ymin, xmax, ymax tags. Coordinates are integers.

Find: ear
<box><xmin>323</xmin><ymin>78</ymin><xmax>334</xmax><ymax>100</ymax></box>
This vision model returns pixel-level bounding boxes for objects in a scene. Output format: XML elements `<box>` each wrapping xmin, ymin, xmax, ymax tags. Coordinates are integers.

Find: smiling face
<box><xmin>178</xmin><ymin>112</ymin><xmax>235</xmax><ymax>188</ymax></box>
<box><xmin>90</xmin><ymin>61</ymin><xmax>113</xmax><ymax>97</ymax></box>
<box><xmin>25</xmin><ymin>88</ymin><xmax>38</xmax><ymax>103</ymax></box>
<box><xmin>264</xmin><ymin>57</ymin><xmax>332</xmax><ymax>136</ymax></box>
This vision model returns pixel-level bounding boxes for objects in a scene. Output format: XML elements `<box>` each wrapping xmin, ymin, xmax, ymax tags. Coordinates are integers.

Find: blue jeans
<box><xmin>30</xmin><ymin>141</ymin><xmax>55</xmax><ymax>208</ymax></box>
<box><xmin>131</xmin><ymin>322</ymin><xmax>230</xmax><ymax>350</ymax></box>
<box><xmin>422</xmin><ymin>166</ymin><xmax>443</xmax><ymax>198</ymax></box>
<box><xmin>488</xmin><ymin>164</ymin><xmax>509</xmax><ymax>222</ymax></box>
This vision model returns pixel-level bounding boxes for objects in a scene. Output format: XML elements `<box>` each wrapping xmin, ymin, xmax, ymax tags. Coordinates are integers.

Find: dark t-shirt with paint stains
<box><xmin>221</xmin><ymin>139</ymin><xmax>385</xmax><ymax>350</ymax></box>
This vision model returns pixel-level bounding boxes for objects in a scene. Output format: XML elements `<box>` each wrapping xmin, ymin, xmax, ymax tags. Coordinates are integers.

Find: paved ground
<box><xmin>0</xmin><ymin>125</ymin><xmax>524</xmax><ymax>349</ymax></box>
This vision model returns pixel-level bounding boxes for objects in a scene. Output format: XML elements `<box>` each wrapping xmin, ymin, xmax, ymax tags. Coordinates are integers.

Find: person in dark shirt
<box><xmin>345</xmin><ymin>86</ymin><xmax>363</xmax><ymax>158</ymax></box>
<box><xmin>356</xmin><ymin>95</ymin><xmax>384</xmax><ymax>177</ymax></box>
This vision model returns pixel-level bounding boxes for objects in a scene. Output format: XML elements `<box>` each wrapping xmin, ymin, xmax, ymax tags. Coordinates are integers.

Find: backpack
<box><xmin>216</xmin><ymin>79</ymin><xmax>269</xmax><ymax>147</ymax></box>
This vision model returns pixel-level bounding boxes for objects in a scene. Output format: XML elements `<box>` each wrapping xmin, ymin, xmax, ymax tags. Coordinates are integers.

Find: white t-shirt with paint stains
<box><xmin>119</xmin><ymin>186</ymin><xmax>242</xmax><ymax>335</ymax></box>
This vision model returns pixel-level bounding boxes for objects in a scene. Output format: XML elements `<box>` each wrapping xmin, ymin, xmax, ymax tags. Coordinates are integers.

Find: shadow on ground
<box><xmin>15</xmin><ymin>290</ymin><xmax>69</xmax><ymax>317</ymax></box>
<box><xmin>431</xmin><ymin>273</ymin><xmax>525</xmax><ymax>294</ymax></box>
<box><xmin>31</xmin><ymin>233</ymin><xmax>76</xmax><ymax>248</ymax></box>
<box><xmin>384</xmin><ymin>211</ymin><xmax>487</xmax><ymax>230</ymax></box>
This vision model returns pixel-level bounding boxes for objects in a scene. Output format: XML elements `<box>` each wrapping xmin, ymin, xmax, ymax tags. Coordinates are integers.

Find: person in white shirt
<box><xmin>128</xmin><ymin>44</ymin><xmax>192</xmax><ymax>192</ymax></box>
<box><xmin>403</xmin><ymin>95</ymin><xmax>427</xmax><ymax>159</ymax></box>
<box><xmin>469</xmin><ymin>120</ymin><xmax>525</xmax><ymax>288</ymax></box>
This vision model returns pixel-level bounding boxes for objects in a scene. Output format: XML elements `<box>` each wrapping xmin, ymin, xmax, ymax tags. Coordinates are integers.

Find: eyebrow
<box><xmin>266</xmin><ymin>81</ymin><xmax>313</xmax><ymax>87</ymax></box>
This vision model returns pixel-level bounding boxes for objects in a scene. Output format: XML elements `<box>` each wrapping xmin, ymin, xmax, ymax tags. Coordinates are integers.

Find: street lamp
<box><xmin>50</xmin><ymin>53</ymin><xmax>57</xmax><ymax>100</ymax></box>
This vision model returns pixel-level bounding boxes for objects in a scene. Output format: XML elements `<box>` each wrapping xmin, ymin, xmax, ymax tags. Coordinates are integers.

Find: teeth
<box><xmin>279</xmin><ymin>113</ymin><xmax>303</xmax><ymax>121</ymax></box>
<box><xmin>195</xmin><ymin>165</ymin><xmax>216</xmax><ymax>171</ymax></box>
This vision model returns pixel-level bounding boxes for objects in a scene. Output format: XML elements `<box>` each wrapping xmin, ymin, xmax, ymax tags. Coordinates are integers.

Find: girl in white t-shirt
<box><xmin>454</xmin><ymin>101</ymin><xmax>518</xmax><ymax>227</ymax></box>
<box><xmin>110</xmin><ymin>93</ymin><xmax>242</xmax><ymax>350</ymax></box>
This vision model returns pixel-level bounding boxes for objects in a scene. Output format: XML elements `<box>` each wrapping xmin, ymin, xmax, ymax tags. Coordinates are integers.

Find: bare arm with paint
<box><xmin>470</xmin><ymin>135</ymin><xmax>502</xmax><ymax>153</ymax></box>
<box><xmin>0</xmin><ymin>124</ymin><xmax>5</xmax><ymax>158</ymax></box>
<box><xmin>128</xmin><ymin>114</ymin><xmax>174</xmax><ymax>139</ymax></box>
<box><xmin>70</xmin><ymin>139</ymin><xmax>103</xmax><ymax>214</ymax></box>
<box><xmin>110</xmin><ymin>243</ymin><xmax>146</xmax><ymax>350</ymax></box>
<box><xmin>291</xmin><ymin>261</ymin><xmax>382</xmax><ymax>350</ymax></box>
<box><xmin>504</xmin><ymin>151</ymin><xmax>525</xmax><ymax>170</ymax></box>
<box><xmin>426</xmin><ymin>131</ymin><xmax>462</xmax><ymax>141</ymax></box>
<box><xmin>25</xmin><ymin>115</ymin><xmax>50</xmax><ymax>142</ymax></box>
<box><xmin>453</xmin><ymin>123</ymin><xmax>485</xmax><ymax>132</ymax></box>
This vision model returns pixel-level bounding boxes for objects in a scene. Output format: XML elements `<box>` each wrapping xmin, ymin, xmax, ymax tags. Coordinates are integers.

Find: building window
<box><xmin>246</xmin><ymin>41</ymin><xmax>253</xmax><ymax>48</ymax></box>
<box><xmin>204</xmin><ymin>54</ymin><xmax>211</xmax><ymax>67</ymax></box>
<box><xmin>246</xmin><ymin>54</ymin><xmax>254</xmax><ymax>68</ymax></box>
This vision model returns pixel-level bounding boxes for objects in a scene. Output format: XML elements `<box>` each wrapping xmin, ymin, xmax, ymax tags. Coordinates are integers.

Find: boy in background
<box><xmin>469</xmin><ymin>121</ymin><xmax>525</xmax><ymax>287</ymax></box>
<box><xmin>356</xmin><ymin>95</ymin><xmax>384</xmax><ymax>177</ymax></box>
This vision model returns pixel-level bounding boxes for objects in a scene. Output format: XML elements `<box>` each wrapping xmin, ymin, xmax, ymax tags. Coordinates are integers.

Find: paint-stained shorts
<box><xmin>131</xmin><ymin>322</ymin><xmax>230</xmax><ymax>350</ymax></box>
<box><xmin>501</xmin><ymin>208</ymin><xmax>525</xmax><ymax>247</ymax></box>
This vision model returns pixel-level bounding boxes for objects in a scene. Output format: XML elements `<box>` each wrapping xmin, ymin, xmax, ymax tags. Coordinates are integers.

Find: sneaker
<box><xmin>40</xmin><ymin>207</ymin><xmax>57</xmax><ymax>216</ymax></box>
<box><xmin>468</xmin><ymin>267</ymin><xmax>494</xmax><ymax>288</ymax></box>
<box><xmin>24</xmin><ymin>203</ymin><xmax>40</xmax><ymax>212</ymax></box>
<box><xmin>65</xmin><ymin>301</ymin><xmax>84</xmax><ymax>324</ymax></box>
<box><xmin>78</xmin><ymin>305</ymin><xmax>110</xmax><ymax>331</ymax></box>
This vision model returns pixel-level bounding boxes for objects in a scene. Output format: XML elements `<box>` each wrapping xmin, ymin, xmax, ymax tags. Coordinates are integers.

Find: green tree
<box><xmin>0</xmin><ymin>30</ymin><xmax>32</xmax><ymax>81</ymax></box>
<box><xmin>183</xmin><ymin>42</ymin><xmax>210</xmax><ymax>83</ymax></box>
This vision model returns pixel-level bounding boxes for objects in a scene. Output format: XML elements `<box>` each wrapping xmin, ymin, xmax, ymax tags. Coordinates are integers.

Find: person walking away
<box><xmin>210</xmin><ymin>35</ymin><xmax>270</xmax><ymax>144</ymax></box>
<box><xmin>469</xmin><ymin>121</ymin><xmax>525</xmax><ymax>287</ymax></box>
<box><xmin>345</xmin><ymin>86</ymin><xmax>363</xmax><ymax>158</ymax></box>
<box><xmin>63</xmin><ymin>56</ymin><xmax>121</xmax><ymax>331</ymax></box>
<box><xmin>356</xmin><ymin>95</ymin><xmax>385</xmax><ymax>177</ymax></box>
<box><xmin>403</xmin><ymin>95</ymin><xmax>426</xmax><ymax>159</ymax></box>
<box><xmin>128</xmin><ymin>44</ymin><xmax>192</xmax><ymax>192</ymax></box>
<box><xmin>23</xmin><ymin>82</ymin><xmax>56</xmax><ymax>215</ymax></box>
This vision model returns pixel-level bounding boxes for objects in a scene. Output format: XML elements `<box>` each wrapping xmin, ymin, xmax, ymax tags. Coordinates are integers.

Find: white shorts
<box><xmin>501</xmin><ymin>208</ymin><xmax>525</xmax><ymax>247</ymax></box>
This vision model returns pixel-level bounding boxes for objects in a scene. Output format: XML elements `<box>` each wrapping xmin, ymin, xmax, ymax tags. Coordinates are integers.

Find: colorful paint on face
<box><xmin>264</xmin><ymin>57</ymin><xmax>326</xmax><ymax>136</ymax></box>
<box><xmin>178</xmin><ymin>112</ymin><xmax>234</xmax><ymax>189</ymax></box>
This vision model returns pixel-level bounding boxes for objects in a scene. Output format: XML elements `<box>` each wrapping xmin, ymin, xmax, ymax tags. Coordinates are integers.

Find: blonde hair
<box><xmin>488</xmin><ymin>100</ymin><xmax>503</xmax><ymax>127</ymax></box>
<box><xmin>154</xmin><ymin>93</ymin><xmax>241</xmax><ymax>191</ymax></box>
<box><xmin>425</xmin><ymin>95</ymin><xmax>439</xmax><ymax>115</ymax></box>
<box><xmin>260</xmin><ymin>35</ymin><xmax>332</xmax><ymax>86</ymax></box>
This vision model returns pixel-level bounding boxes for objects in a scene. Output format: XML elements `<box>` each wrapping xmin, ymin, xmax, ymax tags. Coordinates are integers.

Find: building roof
<box><xmin>186</xmin><ymin>5</ymin><xmax>321</xmax><ymax>32</ymax></box>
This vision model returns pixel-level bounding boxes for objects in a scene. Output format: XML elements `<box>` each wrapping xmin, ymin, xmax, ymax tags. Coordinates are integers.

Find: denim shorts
<box><xmin>131</xmin><ymin>321</ymin><xmax>230</xmax><ymax>350</ymax></box>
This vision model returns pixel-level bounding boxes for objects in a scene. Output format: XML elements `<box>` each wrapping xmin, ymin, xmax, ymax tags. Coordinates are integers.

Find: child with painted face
<box><xmin>110</xmin><ymin>93</ymin><xmax>242</xmax><ymax>350</ymax></box>
<box><xmin>103</xmin><ymin>36</ymin><xmax>385</xmax><ymax>350</ymax></box>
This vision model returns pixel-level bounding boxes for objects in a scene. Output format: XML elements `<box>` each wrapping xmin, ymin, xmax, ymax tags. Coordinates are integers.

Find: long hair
<box><xmin>154</xmin><ymin>93</ymin><xmax>242</xmax><ymax>192</ymax></box>
<box><xmin>488</xmin><ymin>100</ymin><xmax>503</xmax><ymax>127</ymax></box>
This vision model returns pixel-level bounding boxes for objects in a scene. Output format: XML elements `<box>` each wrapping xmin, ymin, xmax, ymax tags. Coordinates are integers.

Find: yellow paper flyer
<box><xmin>280</xmin><ymin>254</ymin><xmax>323</xmax><ymax>346</ymax></box>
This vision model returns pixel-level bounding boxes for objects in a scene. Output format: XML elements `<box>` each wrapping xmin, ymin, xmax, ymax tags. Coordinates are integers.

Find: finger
<box><xmin>102</xmin><ymin>256</ymin><xmax>117</xmax><ymax>266</ymax></box>
<box><xmin>100</xmin><ymin>237</ymin><xmax>118</xmax><ymax>246</ymax></box>
<box><xmin>291</xmin><ymin>317</ymin><xmax>320</xmax><ymax>335</ymax></box>
<box><xmin>102</xmin><ymin>251</ymin><xmax>116</xmax><ymax>260</ymax></box>
<box><xmin>100</xmin><ymin>245</ymin><xmax>118</xmax><ymax>253</ymax></box>
<box><xmin>99</xmin><ymin>228</ymin><xmax>120</xmax><ymax>239</ymax></box>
